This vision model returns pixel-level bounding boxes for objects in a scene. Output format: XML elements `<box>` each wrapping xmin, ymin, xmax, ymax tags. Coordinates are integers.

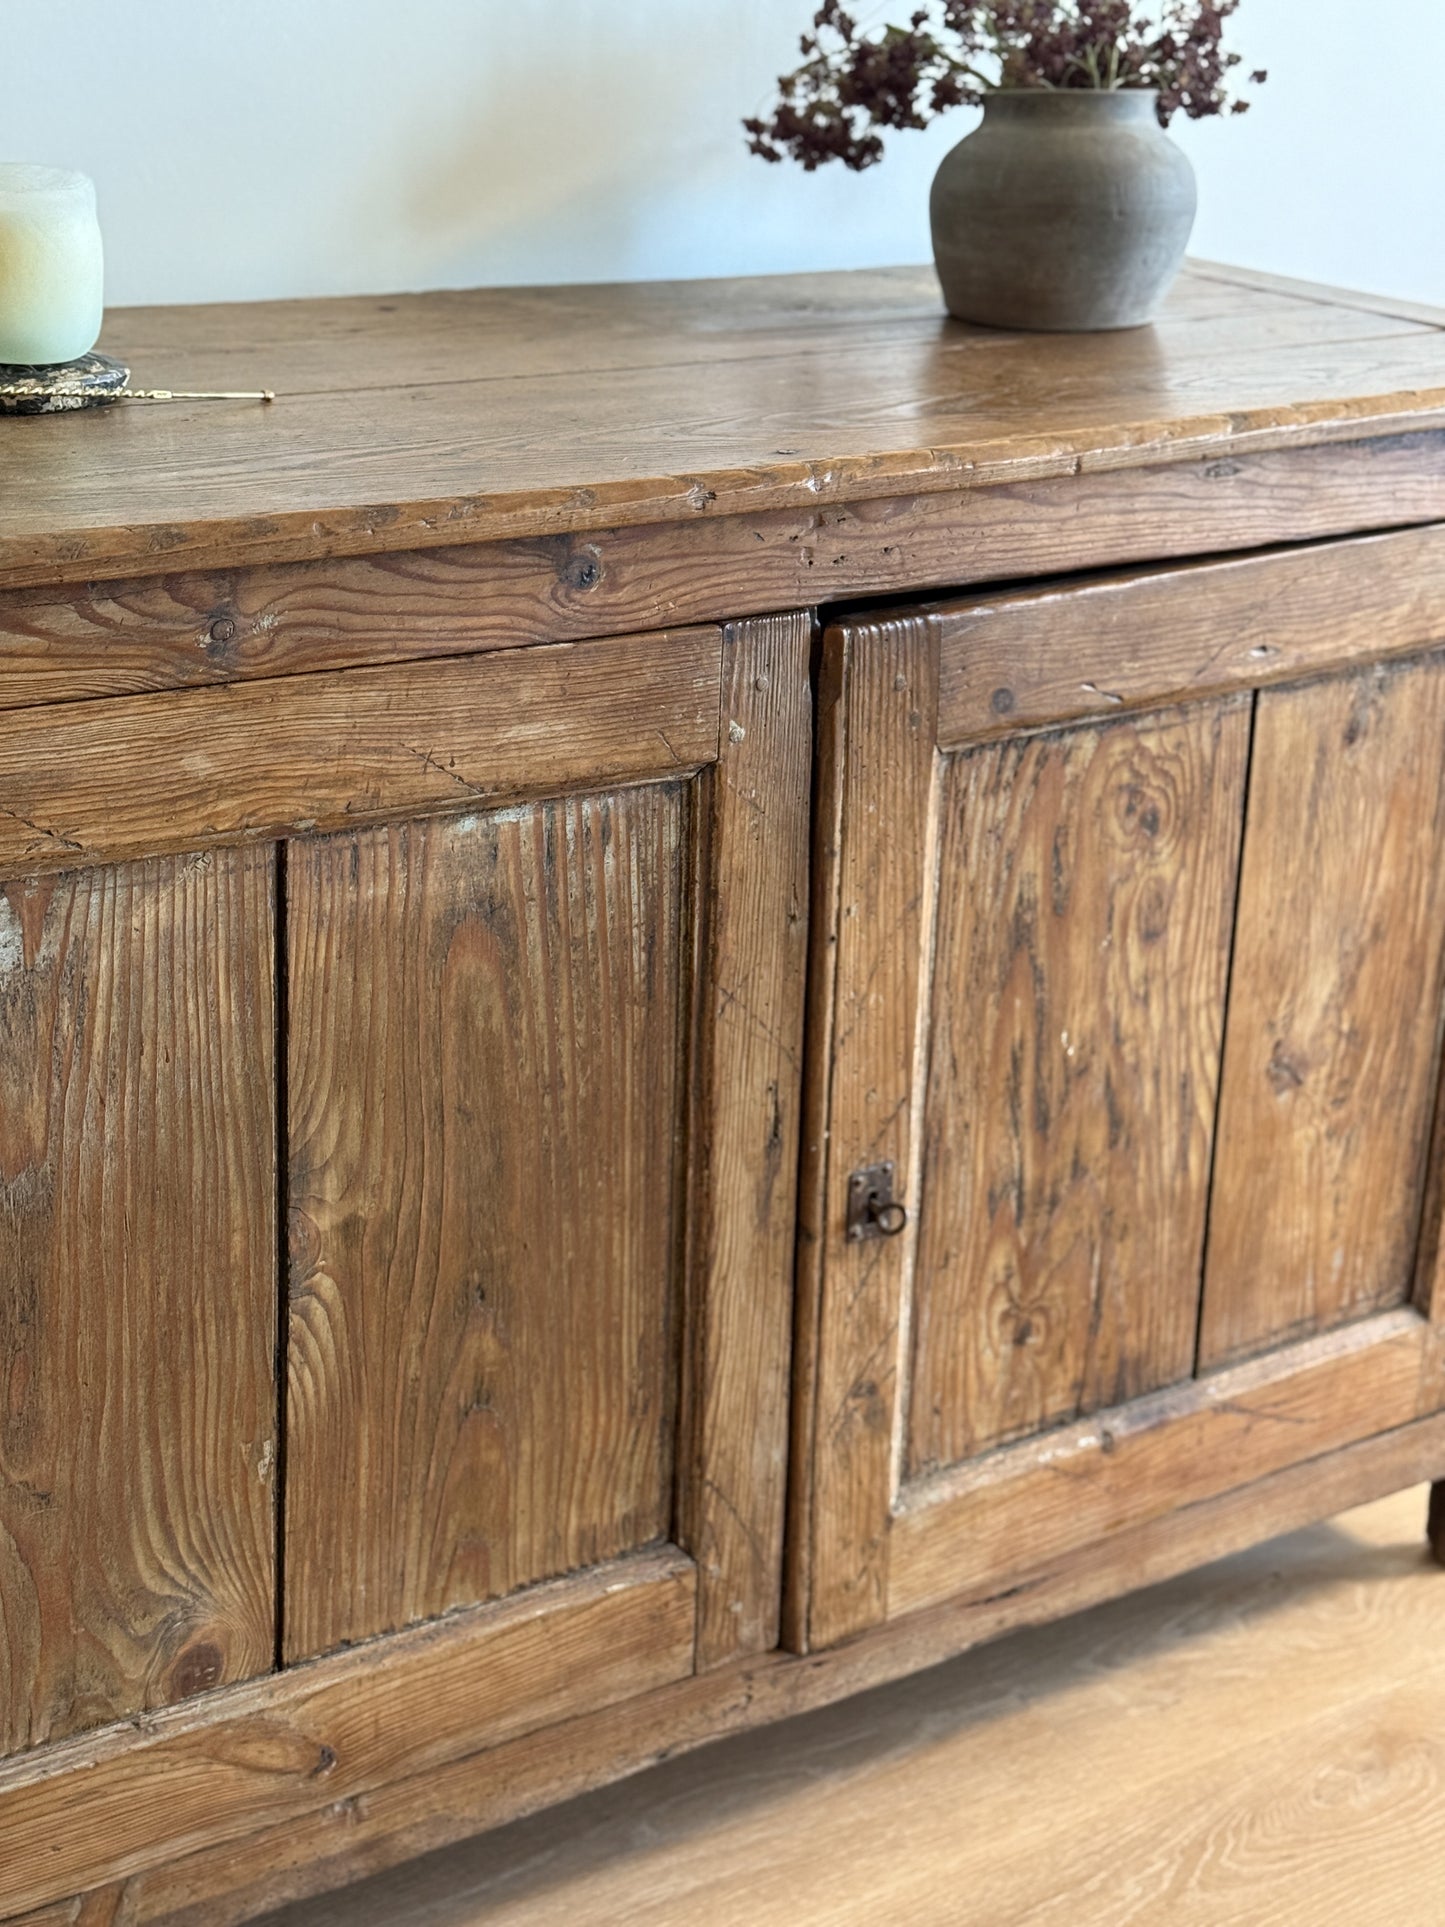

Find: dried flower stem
<box><xmin>745</xmin><ymin>2</ymin><xmax>1266</xmax><ymax>171</ymax></box>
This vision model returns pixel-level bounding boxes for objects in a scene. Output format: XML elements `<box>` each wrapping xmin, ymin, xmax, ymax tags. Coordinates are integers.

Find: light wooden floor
<box><xmin>265</xmin><ymin>1487</ymin><xmax>1445</xmax><ymax>1927</ymax></box>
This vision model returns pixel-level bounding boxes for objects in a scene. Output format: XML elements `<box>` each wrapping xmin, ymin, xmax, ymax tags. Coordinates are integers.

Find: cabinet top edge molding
<box><xmin>4</xmin><ymin>260</ymin><xmax>1445</xmax><ymax>593</ymax></box>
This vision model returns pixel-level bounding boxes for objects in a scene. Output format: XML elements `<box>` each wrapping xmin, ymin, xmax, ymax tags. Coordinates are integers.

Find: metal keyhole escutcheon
<box><xmin>847</xmin><ymin>1161</ymin><xmax>909</xmax><ymax>1242</ymax></box>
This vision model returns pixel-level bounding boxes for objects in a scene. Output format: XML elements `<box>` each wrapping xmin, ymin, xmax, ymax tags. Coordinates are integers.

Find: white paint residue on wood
<box><xmin>0</xmin><ymin>892</ymin><xmax>22</xmax><ymax>974</ymax></box>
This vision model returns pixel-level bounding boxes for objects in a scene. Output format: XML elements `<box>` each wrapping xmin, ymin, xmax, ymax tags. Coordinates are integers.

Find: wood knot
<box><xmin>561</xmin><ymin>549</ymin><xmax>602</xmax><ymax>592</ymax></box>
<box><xmin>204</xmin><ymin>613</ymin><xmax>241</xmax><ymax>662</ymax></box>
<box><xmin>1110</xmin><ymin>766</ymin><xmax>1180</xmax><ymax>861</ymax></box>
<box><xmin>168</xmin><ymin>1640</ymin><xmax>225</xmax><ymax>1700</ymax></box>
<box><xmin>1267</xmin><ymin>1041</ymin><xmax>1307</xmax><ymax>1095</ymax></box>
<box><xmin>1120</xmin><ymin>783</ymin><xmax>1166</xmax><ymax>841</ymax></box>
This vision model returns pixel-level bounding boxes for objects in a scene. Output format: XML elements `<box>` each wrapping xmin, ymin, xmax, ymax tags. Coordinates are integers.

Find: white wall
<box><xmin>6</xmin><ymin>0</ymin><xmax>1444</xmax><ymax>309</ymax></box>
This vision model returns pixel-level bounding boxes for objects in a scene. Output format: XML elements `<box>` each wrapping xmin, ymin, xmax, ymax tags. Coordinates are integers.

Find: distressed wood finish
<box><xmin>0</xmin><ymin>629</ymin><xmax>721</xmax><ymax>875</ymax></box>
<box><xmin>891</xmin><ymin>1310</ymin><xmax>1427</xmax><ymax>1619</ymax></box>
<box><xmin>87</xmin><ymin>258</ymin><xmax>1436</xmax><ymax>394</ymax></box>
<box><xmin>10</xmin><ymin>261</ymin><xmax>1445</xmax><ymax>1919</ymax></box>
<box><xmin>1189</xmin><ymin>256</ymin><xmax>1445</xmax><ymax>330</ymax></box>
<box><xmin>0</xmin><ymin>1551</ymin><xmax>697</xmax><ymax>1920</ymax></box>
<box><xmin>7</xmin><ymin>266</ymin><xmax>1445</xmax><ymax>590</ymax></box>
<box><xmin>13</xmin><ymin>1894</ymin><xmax>123</xmax><ymax>1927</ymax></box>
<box><xmin>908</xmin><ymin>702</ymin><xmax>1248</xmax><ymax>1472</ymax></box>
<box><xmin>676</xmin><ymin>615</ymin><xmax>812</xmax><ymax>1667</ymax></box>
<box><xmin>1201</xmin><ymin>655</ymin><xmax>1445</xmax><ymax>1368</ymax></box>
<box><xmin>37</xmin><ymin>1415</ymin><xmax>1445</xmax><ymax>1927</ymax></box>
<box><xmin>0</xmin><ymin>851</ymin><xmax>276</xmax><ymax>1757</ymax></box>
<box><xmin>284</xmin><ymin>615</ymin><xmax>811</xmax><ymax>1669</ymax></box>
<box><xmin>285</xmin><ymin>790</ymin><xmax>687</xmax><ymax>1658</ymax></box>
<box><xmin>142</xmin><ymin>1488</ymin><xmax>1445</xmax><ymax>1927</ymax></box>
<box><xmin>936</xmin><ymin>521</ymin><xmax>1445</xmax><ymax>746</ymax></box>
<box><xmin>802</xmin><ymin>618</ymin><xmax>941</xmax><ymax>1651</ymax></box>
<box><xmin>797</xmin><ymin>574</ymin><xmax>1445</xmax><ymax>1651</ymax></box>
<box><xmin>10</xmin><ymin>439</ymin><xmax>1445</xmax><ymax>714</ymax></box>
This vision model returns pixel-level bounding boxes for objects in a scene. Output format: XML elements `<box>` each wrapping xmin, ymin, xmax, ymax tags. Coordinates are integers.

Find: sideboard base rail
<box><xmin>12</xmin><ymin>1417</ymin><xmax>1445</xmax><ymax>1927</ymax></box>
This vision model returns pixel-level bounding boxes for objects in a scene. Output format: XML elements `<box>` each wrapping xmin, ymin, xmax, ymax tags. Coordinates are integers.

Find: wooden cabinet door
<box><xmin>793</xmin><ymin>531</ymin><xmax>1445</xmax><ymax>1652</ymax></box>
<box><xmin>280</xmin><ymin>616</ymin><xmax>811</xmax><ymax>1677</ymax></box>
<box><xmin>0</xmin><ymin>614</ymin><xmax>807</xmax><ymax>1821</ymax></box>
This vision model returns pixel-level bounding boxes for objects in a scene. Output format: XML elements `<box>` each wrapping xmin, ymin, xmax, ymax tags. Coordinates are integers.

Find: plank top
<box><xmin>3</xmin><ymin>260</ymin><xmax>1445</xmax><ymax>590</ymax></box>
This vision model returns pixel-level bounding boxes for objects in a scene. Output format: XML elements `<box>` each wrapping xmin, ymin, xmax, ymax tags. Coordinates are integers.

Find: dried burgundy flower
<box><xmin>744</xmin><ymin>1</ymin><xmax>1265</xmax><ymax>170</ymax></box>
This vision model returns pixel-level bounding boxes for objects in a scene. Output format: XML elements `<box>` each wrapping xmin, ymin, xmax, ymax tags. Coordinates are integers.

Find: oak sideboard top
<box><xmin>3</xmin><ymin>260</ymin><xmax>1445</xmax><ymax>592</ymax></box>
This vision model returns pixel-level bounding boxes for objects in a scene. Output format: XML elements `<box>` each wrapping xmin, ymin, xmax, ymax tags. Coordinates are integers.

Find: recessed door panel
<box><xmin>285</xmin><ymin>788</ymin><xmax>688</xmax><ymax>1658</ymax></box>
<box><xmin>1200</xmin><ymin>657</ymin><xmax>1445</xmax><ymax>1368</ymax></box>
<box><xmin>910</xmin><ymin>702</ymin><xmax>1247</xmax><ymax>1474</ymax></box>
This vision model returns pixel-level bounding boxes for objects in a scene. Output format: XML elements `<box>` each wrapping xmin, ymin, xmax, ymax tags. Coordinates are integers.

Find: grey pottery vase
<box><xmin>930</xmin><ymin>90</ymin><xmax>1197</xmax><ymax>331</ymax></box>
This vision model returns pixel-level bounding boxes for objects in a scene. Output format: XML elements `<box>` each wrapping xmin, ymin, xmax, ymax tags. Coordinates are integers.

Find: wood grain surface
<box><xmin>1192</xmin><ymin>255</ymin><xmax>1445</xmax><ymax>329</ymax></box>
<box><xmin>94</xmin><ymin>258</ymin><xmax>1433</xmax><ymax>394</ymax></box>
<box><xmin>935</xmin><ymin>521</ymin><xmax>1445</xmax><ymax>746</ymax></box>
<box><xmin>0</xmin><ymin>1551</ymin><xmax>697</xmax><ymax>1920</ymax></box>
<box><xmin>802</xmin><ymin>618</ymin><xmax>941</xmax><ymax>1651</ymax></box>
<box><xmin>908</xmin><ymin>701</ymin><xmax>1248</xmax><ymax>1471</ymax></box>
<box><xmin>12</xmin><ymin>1892</ymin><xmax>121</xmax><ymax>1927</ymax></box>
<box><xmin>1201</xmin><ymin>655</ymin><xmax>1445</xmax><ymax>1367</ymax></box>
<box><xmin>0</xmin><ymin>851</ymin><xmax>276</xmax><ymax>1757</ymax></box>
<box><xmin>7</xmin><ymin>436</ymin><xmax>1445</xmax><ymax>710</ymax></box>
<box><xmin>891</xmin><ymin>1309</ymin><xmax>1427</xmax><ymax>1619</ymax></box>
<box><xmin>230</xmin><ymin>1484</ymin><xmax>1445</xmax><ymax>1927</ymax></box>
<box><xmin>0</xmin><ymin>629</ymin><xmax>721</xmax><ymax>874</ymax></box>
<box><xmin>11</xmin><ymin>256</ymin><xmax>1445</xmax><ymax>1922</ymax></box>
<box><xmin>285</xmin><ymin>789</ymin><xmax>687</xmax><ymax>1658</ymax></box>
<box><xmin>5</xmin><ymin>266</ymin><xmax>1445</xmax><ymax>589</ymax></box>
<box><xmin>675</xmin><ymin>616</ymin><xmax>812</xmax><ymax>1668</ymax></box>
<box><xmin>40</xmin><ymin>1422</ymin><xmax>1445</xmax><ymax>1927</ymax></box>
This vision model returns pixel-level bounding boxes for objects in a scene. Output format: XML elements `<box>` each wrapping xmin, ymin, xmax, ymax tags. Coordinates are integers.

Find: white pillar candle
<box><xmin>0</xmin><ymin>166</ymin><xmax>104</xmax><ymax>366</ymax></box>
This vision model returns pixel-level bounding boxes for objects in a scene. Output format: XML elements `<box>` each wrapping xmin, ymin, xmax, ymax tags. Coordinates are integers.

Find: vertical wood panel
<box><xmin>677</xmin><ymin>614</ymin><xmax>811</xmax><ymax>1668</ymax></box>
<box><xmin>285</xmin><ymin>789</ymin><xmax>686</xmax><ymax>1660</ymax></box>
<box><xmin>1408</xmin><ymin>968</ymin><xmax>1445</xmax><ymax>1416</ymax></box>
<box><xmin>0</xmin><ymin>852</ymin><xmax>276</xmax><ymax>1757</ymax></box>
<box><xmin>804</xmin><ymin>619</ymin><xmax>941</xmax><ymax>1651</ymax></box>
<box><xmin>1201</xmin><ymin>656</ymin><xmax>1445</xmax><ymax>1369</ymax></box>
<box><xmin>908</xmin><ymin>702</ymin><xmax>1249</xmax><ymax>1472</ymax></box>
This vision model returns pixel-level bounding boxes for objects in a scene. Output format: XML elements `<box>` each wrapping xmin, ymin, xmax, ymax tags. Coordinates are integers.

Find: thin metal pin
<box><xmin>120</xmin><ymin>388</ymin><xmax>276</xmax><ymax>403</ymax></box>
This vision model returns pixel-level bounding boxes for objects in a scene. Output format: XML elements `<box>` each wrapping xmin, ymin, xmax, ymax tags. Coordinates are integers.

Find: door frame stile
<box><xmin>674</xmin><ymin>612</ymin><xmax>814</xmax><ymax>1669</ymax></box>
<box><xmin>799</xmin><ymin>615</ymin><xmax>942</xmax><ymax>1652</ymax></box>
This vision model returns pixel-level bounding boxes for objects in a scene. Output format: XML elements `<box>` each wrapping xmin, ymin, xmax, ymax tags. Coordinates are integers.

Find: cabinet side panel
<box><xmin>0</xmin><ymin>851</ymin><xmax>277</xmax><ymax>1756</ymax></box>
<box><xmin>1200</xmin><ymin>656</ymin><xmax>1445</xmax><ymax>1368</ymax></box>
<box><xmin>908</xmin><ymin>701</ymin><xmax>1249</xmax><ymax>1473</ymax></box>
<box><xmin>285</xmin><ymin>789</ymin><xmax>686</xmax><ymax>1659</ymax></box>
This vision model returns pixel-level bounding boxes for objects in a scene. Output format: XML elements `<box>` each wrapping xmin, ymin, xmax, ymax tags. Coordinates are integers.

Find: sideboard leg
<box><xmin>1428</xmin><ymin>1483</ymin><xmax>1445</xmax><ymax>1567</ymax></box>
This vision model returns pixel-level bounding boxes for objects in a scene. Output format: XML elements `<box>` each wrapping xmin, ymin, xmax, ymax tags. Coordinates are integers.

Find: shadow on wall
<box><xmin>364</xmin><ymin>24</ymin><xmax>719</xmax><ymax>289</ymax></box>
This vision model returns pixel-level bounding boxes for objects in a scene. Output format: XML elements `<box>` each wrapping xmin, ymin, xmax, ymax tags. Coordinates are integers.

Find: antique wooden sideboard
<box><xmin>7</xmin><ymin>262</ymin><xmax>1445</xmax><ymax>1920</ymax></box>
